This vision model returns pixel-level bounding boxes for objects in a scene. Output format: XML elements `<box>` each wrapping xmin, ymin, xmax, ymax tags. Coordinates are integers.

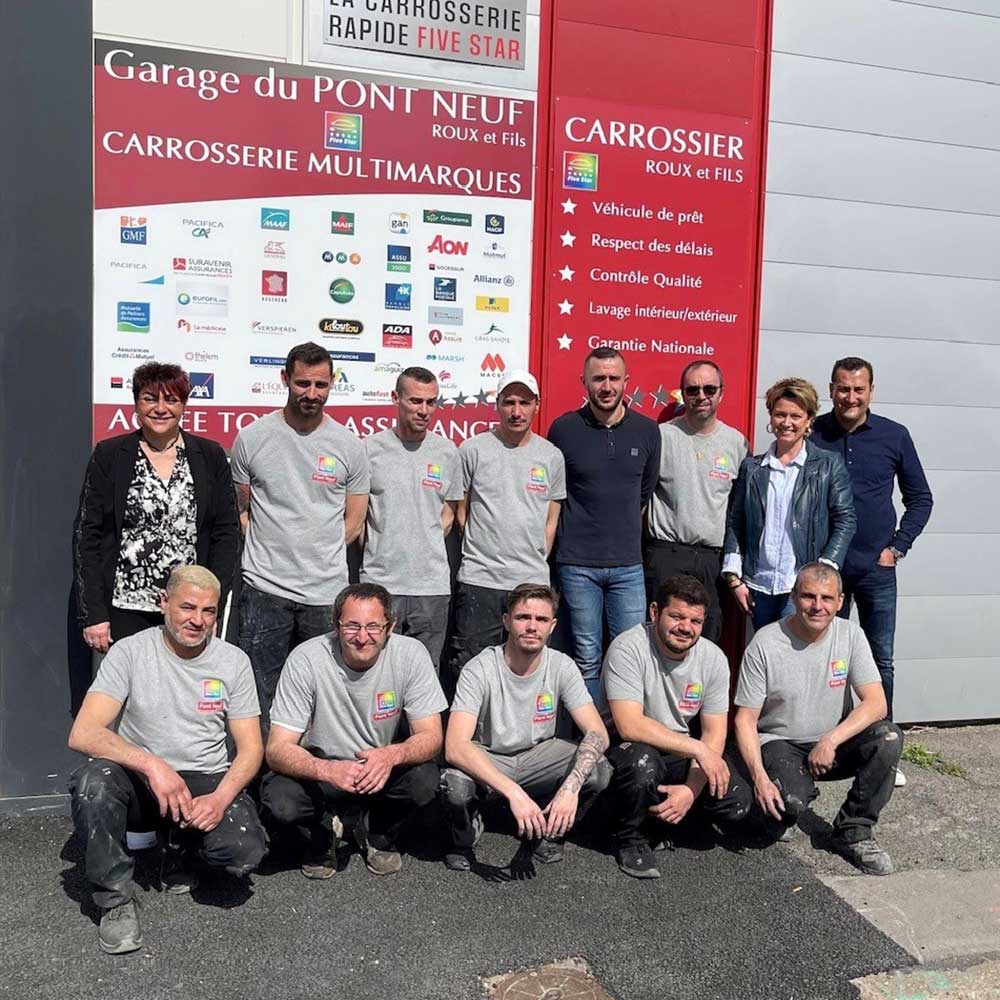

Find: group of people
<box><xmin>69</xmin><ymin>342</ymin><xmax>933</xmax><ymax>955</ymax></box>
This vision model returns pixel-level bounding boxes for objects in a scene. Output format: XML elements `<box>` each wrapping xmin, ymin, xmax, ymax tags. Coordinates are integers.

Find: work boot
<box><xmin>830</xmin><ymin>835</ymin><xmax>894</xmax><ymax>876</ymax></box>
<box><xmin>98</xmin><ymin>899</ymin><xmax>143</xmax><ymax>955</ymax></box>
<box><xmin>616</xmin><ymin>843</ymin><xmax>661</xmax><ymax>879</ymax></box>
<box><xmin>445</xmin><ymin>847</ymin><xmax>475</xmax><ymax>872</ymax></box>
<box><xmin>532</xmin><ymin>837</ymin><xmax>564</xmax><ymax>864</ymax></box>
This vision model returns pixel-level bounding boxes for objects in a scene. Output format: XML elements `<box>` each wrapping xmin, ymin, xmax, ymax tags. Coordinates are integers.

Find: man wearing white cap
<box><xmin>447</xmin><ymin>370</ymin><xmax>567</xmax><ymax>683</ymax></box>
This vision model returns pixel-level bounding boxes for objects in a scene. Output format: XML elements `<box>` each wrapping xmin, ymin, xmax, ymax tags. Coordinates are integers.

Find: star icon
<box><xmin>557</xmin><ymin>299</ymin><xmax>573</xmax><ymax>315</ymax></box>
<box><xmin>650</xmin><ymin>385</ymin><xmax>671</xmax><ymax>408</ymax></box>
<box><xmin>627</xmin><ymin>387</ymin><xmax>647</xmax><ymax>409</ymax></box>
<box><xmin>560</xmin><ymin>231</ymin><xmax>576</xmax><ymax>247</ymax></box>
<box><xmin>474</xmin><ymin>388</ymin><xmax>491</xmax><ymax>406</ymax></box>
<box><xmin>557</xmin><ymin>333</ymin><xmax>573</xmax><ymax>351</ymax></box>
<box><xmin>560</xmin><ymin>198</ymin><xmax>577</xmax><ymax>215</ymax></box>
<box><xmin>451</xmin><ymin>391</ymin><xmax>468</xmax><ymax>407</ymax></box>
<box><xmin>558</xmin><ymin>265</ymin><xmax>575</xmax><ymax>282</ymax></box>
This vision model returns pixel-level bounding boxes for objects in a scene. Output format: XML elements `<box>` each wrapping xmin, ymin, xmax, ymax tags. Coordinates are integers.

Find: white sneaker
<box><xmin>894</xmin><ymin>767</ymin><xmax>907</xmax><ymax>788</ymax></box>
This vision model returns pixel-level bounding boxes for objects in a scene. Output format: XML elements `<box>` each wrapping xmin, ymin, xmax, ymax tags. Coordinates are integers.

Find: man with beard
<box><xmin>231</xmin><ymin>342</ymin><xmax>370</xmax><ymax>722</ymax></box>
<box><xmin>604</xmin><ymin>575</ymin><xmax>748</xmax><ymax>879</ymax></box>
<box><xmin>68</xmin><ymin>565</ymin><xmax>267</xmax><ymax>954</ymax></box>
<box><xmin>547</xmin><ymin>348</ymin><xmax>661</xmax><ymax>698</ymax></box>
<box><xmin>646</xmin><ymin>360</ymin><xmax>748</xmax><ymax>643</ymax></box>
<box><xmin>360</xmin><ymin>367</ymin><xmax>463</xmax><ymax>671</ymax></box>
<box><xmin>441</xmin><ymin>584</ymin><xmax>611</xmax><ymax>871</ymax></box>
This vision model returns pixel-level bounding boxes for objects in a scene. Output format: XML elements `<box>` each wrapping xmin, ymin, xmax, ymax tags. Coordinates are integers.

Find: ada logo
<box><xmin>329</xmin><ymin>278</ymin><xmax>355</xmax><ymax>304</ymax></box>
<box><xmin>261</xmin><ymin>270</ymin><xmax>288</xmax><ymax>299</ymax></box>
<box><xmin>485</xmin><ymin>213</ymin><xmax>505</xmax><ymax>234</ymax></box>
<box><xmin>389</xmin><ymin>212</ymin><xmax>410</xmax><ymax>235</ymax></box>
<box><xmin>382</xmin><ymin>323</ymin><xmax>413</xmax><ymax>348</ymax></box>
<box><xmin>331</xmin><ymin>211</ymin><xmax>356</xmax><ymax>236</ymax></box>
<box><xmin>423</xmin><ymin>209</ymin><xmax>472</xmax><ymax>227</ymax></box>
<box><xmin>422</xmin><ymin>462</ymin><xmax>443</xmax><ymax>490</ymax></box>
<box><xmin>678</xmin><ymin>682</ymin><xmax>704</xmax><ymax>712</ymax></box>
<box><xmin>533</xmin><ymin>692</ymin><xmax>556</xmax><ymax>722</ymax></box>
<box><xmin>563</xmin><ymin>151</ymin><xmax>600</xmax><ymax>191</ymax></box>
<box><xmin>312</xmin><ymin>455</ymin><xmax>338</xmax><ymax>485</ymax></box>
<box><xmin>119</xmin><ymin>215</ymin><xmax>147</xmax><ymax>244</ymax></box>
<box><xmin>116</xmin><ymin>301</ymin><xmax>150</xmax><ymax>333</ymax></box>
<box><xmin>188</xmin><ymin>372</ymin><xmax>215</xmax><ymax>400</ymax></box>
<box><xmin>319</xmin><ymin>318</ymin><xmax>363</xmax><ymax>337</ymax></box>
<box><xmin>427</xmin><ymin>234</ymin><xmax>468</xmax><ymax>256</ymax></box>
<box><xmin>373</xmin><ymin>689</ymin><xmax>399</xmax><ymax>722</ymax></box>
<box><xmin>476</xmin><ymin>295</ymin><xmax>510</xmax><ymax>313</ymax></box>
<box><xmin>260</xmin><ymin>207</ymin><xmax>290</xmax><ymax>230</ymax></box>
<box><xmin>527</xmin><ymin>465</ymin><xmax>548</xmax><ymax>493</ymax></box>
<box><xmin>387</xmin><ymin>244</ymin><xmax>411</xmax><ymax>272</ymax></box>
<box><xmin>197</xmin><ymin>678</ymin><xmax>225</xmax><ymax>713</ymax></box>
<box><xmin>385</xmin><ymin>283</ymin><xmax>411</xmax><ymax>311</ymax></box>
<box><xmin>481</xmin><ymin>353</ymin><xmax>506</xmax><ymax>375</ymax></box>
<box><xmin>710</xmin><ymin>455</ymin><xmax>732</xmax><ymax>480</ymax></box>
<box><xmin>433</xmin><ymin>277</ymin><xmax>457</xmax><ymax>302</ymax></box>
<box><xmin>829</xmin><ymin>659</ymin><xmax>849</xmax><ymax>689</ymax></box>
<box><xmin>324</xmin><ymin>112</ymin><xmax>363</xmax><ymax>151</ymax></box>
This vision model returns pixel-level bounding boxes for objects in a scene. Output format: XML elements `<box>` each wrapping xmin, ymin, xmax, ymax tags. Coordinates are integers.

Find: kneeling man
<box><xmin>733</xmin><ymin>562</ymin><xmax>903</xmax><ymax>875</ymax></box>
<box><xmin>263</xmin><ymin>583</ymin><xmax>446</xmax><ymax>878</ymax></box>
<box><xmin>441</xmin><ymin>584</ymin><xmax>611</xmax><ymax>871</ymax></box>
<box><xmin>605</xmin><ymin>575</ymin><xmax>749</xmax><ymax>879</ymax></box>
<box><xmin>68</xmin><ymin>565</ymin><xmax>267</xmax><ymax>955</ymax></box>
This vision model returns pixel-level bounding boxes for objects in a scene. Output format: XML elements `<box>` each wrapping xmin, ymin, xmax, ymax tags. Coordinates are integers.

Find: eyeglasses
<box><xmin>338</xmin><ymin>621</ymin><xmax>389</xmax><ymax>638</ymax></box>
<box><xmin>682</xmin><ymin>384</ymin><xmax>720</xmax><ymax>398</ymax></box>
<box><xmin>138</xmin><ymin>394</ymin><xmax>184</xmax><ymax>407</ymax></box>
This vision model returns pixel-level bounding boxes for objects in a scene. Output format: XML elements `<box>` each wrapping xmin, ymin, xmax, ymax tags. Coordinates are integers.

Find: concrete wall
<box><xmin>759</xmin><ymin>0</ymin><xmax>1000</xmax><ymax>722</ymax></box>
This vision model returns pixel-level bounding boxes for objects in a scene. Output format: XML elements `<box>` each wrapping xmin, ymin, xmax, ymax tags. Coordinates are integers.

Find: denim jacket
<box><xmin>722</xmin><ymin>439</ymin><xmax>857</xmax><ymax>580</ymax></box>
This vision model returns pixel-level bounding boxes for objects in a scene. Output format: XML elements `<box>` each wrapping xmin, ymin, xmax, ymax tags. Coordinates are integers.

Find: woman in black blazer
<box><xmin>73</xmin><ymin>362</ymin><xmax>239</xmax><ymax>653</ymax></box>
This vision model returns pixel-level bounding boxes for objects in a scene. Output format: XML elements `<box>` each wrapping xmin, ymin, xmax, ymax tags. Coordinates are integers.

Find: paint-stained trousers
<box><xmin>69</xmin><ymin>759</ymin><xmax>267</xmax><ymax>909</ymax></box>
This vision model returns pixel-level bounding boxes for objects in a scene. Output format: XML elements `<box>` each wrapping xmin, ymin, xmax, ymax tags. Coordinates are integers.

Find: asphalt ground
<box><xmin>1</xmin><ymin>801</ymin><xmax>912</xmax><ymax>1000</ymax></box>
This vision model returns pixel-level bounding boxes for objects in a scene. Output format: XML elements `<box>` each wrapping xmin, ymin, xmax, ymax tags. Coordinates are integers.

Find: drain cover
<box><xmin>484</xmin><ymin>959</ymin><xmax>614</xmax><ymax>1000</ymax></box>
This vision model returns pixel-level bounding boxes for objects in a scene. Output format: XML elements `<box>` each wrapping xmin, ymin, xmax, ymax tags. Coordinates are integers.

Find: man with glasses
<box><xmin>645</xmin><ymin>360</ymin><xmax>748</xmax><ymax>642</ymax></box>
<box><xmin>262</xmin><ymin>583</ymin><xmax>446</xmax><ymax>879</ymax></box>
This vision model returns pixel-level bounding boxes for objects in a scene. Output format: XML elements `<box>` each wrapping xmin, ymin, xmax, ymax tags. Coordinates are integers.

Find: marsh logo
<box><xmin>119</xmin><ymin>215</ymin><xmax>147</xmax><ymax>244</ymax></box>
<box><xmin>188</xmin><ymin>372</ymin><xmax>215</xmax><ymax>400</ymax></box>
<box><xmin>116</xmin><ymin>301</ymin><xmax>150</xmax><ymax>333</ymax></box>
<box><xmin>324</xmin><ymin>112</ymin><xmax>363</xmax><ymax>151</ymax></box>
<box><xmin>260</xmin><ymin>207</ymin><xmax>290</xmax><ymax>230</ymax></box>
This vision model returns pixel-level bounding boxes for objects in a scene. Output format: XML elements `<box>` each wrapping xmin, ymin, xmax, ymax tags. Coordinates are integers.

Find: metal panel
<box><xmin>773</xmin><ymin>0</ymin><xmax>1000</xmax><ymax>84</ymax></box>
<box><xmin>770</xmin><ymin>52</ymin><xmax>1000</xmax><ymax>148</ymax></box>
<box><xmin>894</xmin><ymin>658</ymin><xmax>1000</xmax><ymax>724</ymax></box>
<box><xmin>894</xmin><ymin>596</ymin><xmax>997</xmax><ymax>661</ymax></box>
<box><xmin>766</xmin><ymin>123</ymin><xmax>1000</xmax><ymax>215</ymax></box>
<box><xmin>760</xmin><ymin>261</ymin><xmax>1000</xmax><ymax>345</ymax></box>
<box><xmin>897</xmin><ymin>535</ymin><xmax>1000</xmax><ymax>596</ymax></box>
<box><xmin>916</xmin><ymin>470</ymin><xmax>1000</xmax><ymax>534</ymax></box>
<box><xmin>764</xmin><ymin>194</ymin><xmax>1000</xmax><ymax>279</ymax></box>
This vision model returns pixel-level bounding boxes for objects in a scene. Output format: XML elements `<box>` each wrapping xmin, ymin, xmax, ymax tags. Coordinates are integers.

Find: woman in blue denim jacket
<box><xmin>722</xmin><ymin>377</ymin><xmax>856</xmax><ymax>630</ymax></box>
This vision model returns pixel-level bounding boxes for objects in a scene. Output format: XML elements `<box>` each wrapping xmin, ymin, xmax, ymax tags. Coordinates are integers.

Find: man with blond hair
<box><xmin>68</xmin><ymin>565</ymin><xmax>267</xmax><ymax>955</ymax></box>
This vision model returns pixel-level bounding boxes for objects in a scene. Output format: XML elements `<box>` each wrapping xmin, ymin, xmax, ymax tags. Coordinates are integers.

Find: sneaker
<box><xmin>532</xmin><ymin>838</ymin><xmax>564</xmax><ymax>865</ymax></box>
<box><xmin>98</xmin><ymin>900</ymin><xmax>142</xmax><ymax>955</ymax></box>
<box><xmin>363</xmin><ymin>848</ymin><xmax>402</xmax><ymax>876</ymax></box>
<box><xmin>831</xmin><ymin>836</ymin><xmax>895</xmax><ymax>876</ymax></box>
<box><xmin>445</xmin><ymin>848</ymin><xmax>475</xmax><ymax>872</ymax></box>
<box><xmin>617</xmin><ymin>843</ymin><xmax>661</xmax><ymax>879</ymax></box>
<box><xmin>160</xmin><ymin>851</ymin><xmax>199</xmax><ymax>895</ymax></box>
<box><xmin>894</xmin><ymin>767</ymin><xmax>907</xmax><ymax>788</ymax></box>
<box><xmin>778</xmin><ymin>825</ymin><xmax>797</xmax><ymax>843</ymax></box>
<box><xmin>301</xmin><ymin>854</ymin><xmax>337</xmax><ymax>880</ymax></box>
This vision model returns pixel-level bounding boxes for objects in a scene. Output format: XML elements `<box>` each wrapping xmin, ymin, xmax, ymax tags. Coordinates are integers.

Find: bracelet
<box><xmin>727</xmin><ymin>577</ymin><xmax>745</xmax><ymax>589</ymax></box>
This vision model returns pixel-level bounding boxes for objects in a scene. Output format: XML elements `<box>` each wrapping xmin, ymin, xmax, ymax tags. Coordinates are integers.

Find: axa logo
<box><xmin>188</xmin><ymin>372</ymin><xmax>215</xmax><ymax>400</ymax></box>
<box><xmin>427</xmin><ymin>235</ymin><xmax>468</xmax><ymax>256</ymax></box>
<box><xmin>481</xmin><ymin>353</ymin><xmax>506</xmax><ymax>373</ymax></box>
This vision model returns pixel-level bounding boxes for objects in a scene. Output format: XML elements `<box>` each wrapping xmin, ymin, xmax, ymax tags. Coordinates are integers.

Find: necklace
<box><xmin>143</xmin><ymin>434</ymin><xmax>180</xmax><ymax>453</ymax></box>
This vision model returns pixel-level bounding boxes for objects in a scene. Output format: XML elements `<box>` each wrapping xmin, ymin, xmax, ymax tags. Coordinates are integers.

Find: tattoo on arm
<box><xmin>557</xmin><ymin>730</ymin><xmax>607</xmax><ymax>796</ymax></box>
<box><xmin>236</xmin><ymin>483</ymin><xmax>251</xmax><ymax>516</ymax></box>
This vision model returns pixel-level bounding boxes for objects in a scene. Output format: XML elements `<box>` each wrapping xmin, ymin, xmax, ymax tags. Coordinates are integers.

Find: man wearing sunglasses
<box><xmin>645</xmin><ymin>360</ymin><xmax>748</xmax><ymax>642</ymax></box>
<box><xmin>261</xmin><ymin>583</ymin><xmax>447</xmax><ymax>879</ymax></box>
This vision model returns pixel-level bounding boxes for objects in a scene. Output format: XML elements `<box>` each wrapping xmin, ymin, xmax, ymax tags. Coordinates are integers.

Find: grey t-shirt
<box><xmin>451</xmin><ymin>645</ymin><xmax>592</xmax><ymax>755</ymax></box>
<box><xmin>647</xmin><ymin>417</ymin><xmax>748</xmax><ymax>548</ymax></box>
<box><xmin>735</xmin><ymin>617</ymin><xmax>881</xmax><ymax>745</ymax></box>
<box><xmin>361</xmin><ymin>428</ymin><xmax>464</xmax><ymax>596</ymax></box>
<box><xmin>602</xmin><ymin>623</ymin><xmax>731</xmax><ymax>734</ymax></box>
<box><xmin>231</xmin><ymin>410</ymin><xmax>370</xmax><ymax>604</ymax></box>
<box><xmin>457</xmin><ymin>431</ymin><xmax>567</xmax><ymax>590</ymax></box>
<box><xmin>90</xmin><ymin>627</ymin><xmax>259</xmax><ymax>774</ymax></box>
<box><xmin>270</xmin><ymin>632</ymin><xmax>447</xmax><ymax>760</ymax></box>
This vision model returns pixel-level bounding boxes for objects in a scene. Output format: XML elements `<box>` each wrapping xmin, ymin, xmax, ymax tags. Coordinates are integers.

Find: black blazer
<box><xmin>73</xmin><ymin>431</ymin><xmax>239</xmax><ymax>627</ymax></box>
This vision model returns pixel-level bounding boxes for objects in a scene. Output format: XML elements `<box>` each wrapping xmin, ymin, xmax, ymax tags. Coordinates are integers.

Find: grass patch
<box><xmin>901</xmin><ymin>741</ymin><xmax>968</xmax><ymax>779</ymax></box>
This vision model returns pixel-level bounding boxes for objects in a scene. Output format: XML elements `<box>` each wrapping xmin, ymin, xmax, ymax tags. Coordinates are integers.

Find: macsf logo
<box><xmin>427</xmin><ymin>235</ymin><xmax>469</xmax><ymax>256</ymax></box>
<box><xmin>481</xmin><ymin>354</ymin><xmax>506</xmax><ymax>373</ymax></box>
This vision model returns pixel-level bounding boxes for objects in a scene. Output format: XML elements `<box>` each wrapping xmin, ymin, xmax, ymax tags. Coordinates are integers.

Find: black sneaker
<box><xmin>532</xmin><ymin>838</ymin><xmax>565</xmax><ymax>865</ymax></box>
<box><xmin>160</xmin><ymin>850</ymin><xmax>199</xmax><ymax>894</ymax></box>
<box><xmin>445</xmin><ymin>848</ymin><xmax>475</xmax><ymax>872</ymax></box>
<box><xmin>617</xmin><ymin>843</ymin><xmax>661</xmax><ymax>879</ymax></box>
<box><xmin>98</xmin><ymin>899</ymin><xmax>142</xmax><ymax>954</ymax></box>
<box><xmin>830</xmin><ymin>835</ymin><xmax>894</xmax><ymax>876</ymax></box>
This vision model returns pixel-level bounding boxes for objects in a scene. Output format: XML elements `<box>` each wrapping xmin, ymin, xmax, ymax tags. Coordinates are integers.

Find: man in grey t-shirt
<box><xmin>645</xmin><ymin>360</ymin><xmax>748</xmax><ymax>642</ymax></box>
<box><xmin>68</xmin><ymin>565</ymin><xmax>266</xmax><ymax>955</ymax></box>
<box><xmin>603</xmin><ymin>574</ymin><xmax>749</xmax><ymax>879</ymax></box>
<box><xmin>441</xmin><ymin>584</ymin><xmax>611</xmax><ymax>871</ymax></box>
<box><xmin>733</xmin><ymin>562</ymin><xmax>903</xmax><ymax>875</ymax></box>
<box><xmin>263</xmin><ymin>583</ymin><xmax>447</xmax><ymax>879</ymax></box>
<box><xmin>447</xmin><ymin>369</ymin><xmax>566</xmax><ymax>681</ymax></box>
<box><xmin>231</xmin><ymin>342</ymin><xmax>370</xmax><ymax>722</ymax></box>
<box><xmin>361</xmin><ymin>367</ymin><xmax>463</xmax><ymax>671</ymax></box>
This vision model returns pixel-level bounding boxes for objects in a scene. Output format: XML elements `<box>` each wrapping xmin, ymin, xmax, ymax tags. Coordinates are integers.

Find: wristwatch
<box><xmin>889</xmin><ymin>546</ymin><xmax>905</xmax><ymax>562</ymax></box>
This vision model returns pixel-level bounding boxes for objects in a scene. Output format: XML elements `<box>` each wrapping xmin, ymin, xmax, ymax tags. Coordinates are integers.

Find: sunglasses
<box><xmin>682</xmin><ymin>384</ymin><xmax>720</xmax><ymax>398</ymax></box>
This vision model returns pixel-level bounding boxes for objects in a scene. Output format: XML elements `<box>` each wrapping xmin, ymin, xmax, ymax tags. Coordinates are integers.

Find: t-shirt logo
<box><xmin>422</xmin><ymin>462</ymin><xmax>443</xmax><ymax>490</ymax></box>
<box><xmin>373</xmin><ymin>689</ymin><xmax>399</xmax><ymax>722</ymax></box>
<box><xmin>198</xmin><ymin>678</ymin><xmax>224</xmax><ymax>713</ymax></box>
<box><xmin>312</xmin><ymin>455</ymin><xmax>339</xmax><ymax>485</ymax></box>
<box><xmin>709</xmin><ymin>455</ymin><xmax>732</xmax><ymax>481</ymax></box>
<box><xmin>527</xmin><ymin>465</ymin><xmax>548</xmax><ymax>493</ymax></box>
<box><xmin>829</xmin><ymin>659</ymin><xmax>848</xmax><ymax>689</ymax></box>
<box><xmin>533</xmin><ymin>692</ymin><xmax>555</xmax><ymax>723</ymax></box>
<box><xmin>678</xmin><ymin>681</ymin><xmax>704</xmax><ymax>712</ymax></box>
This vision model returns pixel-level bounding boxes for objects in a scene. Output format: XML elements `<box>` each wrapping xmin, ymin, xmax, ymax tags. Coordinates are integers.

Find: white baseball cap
<box><xmin>496</xmin><ymin>368</ymin><xmax>540</xmax><ymax>399</ymax></box>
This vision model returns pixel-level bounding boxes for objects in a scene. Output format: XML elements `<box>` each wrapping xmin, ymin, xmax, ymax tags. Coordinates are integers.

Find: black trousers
<box><xmin>607</xmin><ymin>741</ymin><xmax>752</xmax><ymax>848</ymax></box>
<box><xmin>735</xmin><ymin>721</ymin><xmax>903</xmax><ymax>843</ymax></box>
<box><xmin>108</xmin><ymin>607</ymin><xmax>163</xmax><ymax>642</ymax></box>
<box><xmin>447</xmin><ymin>583</ymin><xmax>510</xmax><ymax>683</ymax></box>
<box><xmin>643</xmin><ymin>541</ymin><xmax>725</xmax><ymax>643</ymax></box>
<box><xmin>261</xmin><ymin>762</ymin><xmax>440</xmax><ymax>857</ymax></box>
<box><xmin>68</xmin><ymin>759</ymin><xmax>267</xmax><ymax>909</ymax></box>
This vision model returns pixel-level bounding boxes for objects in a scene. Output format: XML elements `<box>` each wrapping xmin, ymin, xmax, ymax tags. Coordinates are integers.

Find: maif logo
<box><xmin>331</xmin><ymin>211</ymin><xmax>356</xmax><ymax>236</ymax></box>
<box><xmin>261</xmin><ymin>207</ymin><xmax>290</xmax><ymax>230</ymax></box>
<box><xmin>325</xmin><ymin>112</ymin><xmax>363</xmax><ymax>151</ymax></box>
<box><xmin>563</xmin><ymin>151</ymin><xmax>599</xmax><ymax>191</ymax></box>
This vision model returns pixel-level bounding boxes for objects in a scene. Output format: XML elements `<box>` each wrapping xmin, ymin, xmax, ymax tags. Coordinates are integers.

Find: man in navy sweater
<box><xmin>812</xmin><ymin>356</ymin><xmax>933</xmax><ymax>787</ymax></box>
<box><xmin>548</xmin><ymin>347</ymin><xmax>661</xmax><ymax>699</ymax></box>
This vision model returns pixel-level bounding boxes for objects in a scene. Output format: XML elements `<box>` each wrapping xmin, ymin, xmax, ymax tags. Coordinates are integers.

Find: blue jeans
<box><xmin>839</xmin><ymin>564</ymin><xmax>897</xmax><ymax>718</ymax></box>
<box><xmin>749</xmin><ymin>590</ymin><xmax>794</xmax><ymax>631</ymax></box>
<box><xmin>555</xmin><ymin>564</ymin><xmax>647</xmax><ymax>699</ymax></box>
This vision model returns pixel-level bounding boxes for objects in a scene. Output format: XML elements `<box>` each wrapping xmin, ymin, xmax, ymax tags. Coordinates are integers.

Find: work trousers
<box><xmin>643</xmin><ymin>541</ymin><xmax>726</xmax><ymax>643</ymax></box>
